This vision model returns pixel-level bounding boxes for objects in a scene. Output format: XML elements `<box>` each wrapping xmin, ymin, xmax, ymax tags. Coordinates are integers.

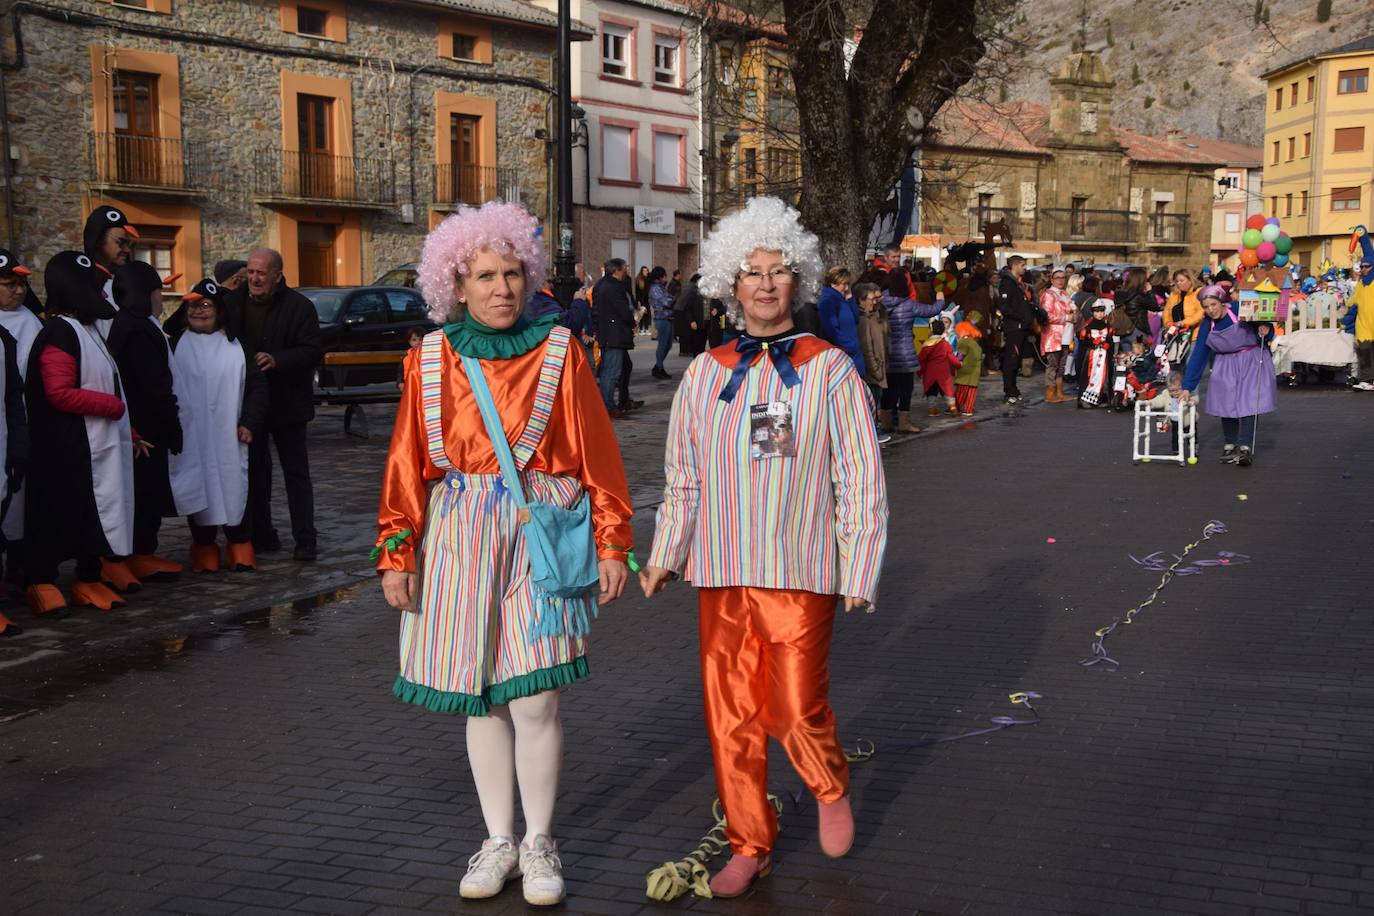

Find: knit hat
<box><xmin>213</xmin><ymin>259</ymin><xmax>247</xmax><ymax>283</ymax></box>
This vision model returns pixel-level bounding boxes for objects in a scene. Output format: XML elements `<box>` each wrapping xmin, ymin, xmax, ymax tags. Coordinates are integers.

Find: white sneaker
<box><xmin>1354</xmin><ymin>381</ymin><xmax>1374</xmax><ymax>391</ymax></box>
<box><xmin>459</xmin><ymin>836</ymin><xmax>519</xmax><ymax>899</ymax></box>
<box><xmin>520</xmin><ymin>835</ymin><xmax>565</xmax><ymax>906</ymax></box>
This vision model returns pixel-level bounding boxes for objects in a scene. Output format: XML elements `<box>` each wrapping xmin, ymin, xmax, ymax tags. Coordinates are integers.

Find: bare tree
<box><xmin>780</xmin><ymin>0</ymin><xmax>1015</xmax><ymax>266</ymax></box>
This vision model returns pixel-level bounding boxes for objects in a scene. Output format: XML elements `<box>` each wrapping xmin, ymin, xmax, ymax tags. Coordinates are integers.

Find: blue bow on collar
<box><xmin>718</xmin><ymin>335</ymin><xmax>802</xmax><ymax>403</ymax></box>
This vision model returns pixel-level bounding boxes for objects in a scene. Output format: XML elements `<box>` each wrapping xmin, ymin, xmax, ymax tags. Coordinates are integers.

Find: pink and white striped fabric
<box><xmin>647</xmin><ymin>335</ymin><xmax>889</xmax><ymax>603</ymax></box>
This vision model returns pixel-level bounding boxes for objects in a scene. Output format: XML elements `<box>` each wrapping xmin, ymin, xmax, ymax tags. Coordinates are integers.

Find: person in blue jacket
<box><xmin>817</xmin><ymin>266</ymin><xmax>864</xmax><ymax>377</ymax></box>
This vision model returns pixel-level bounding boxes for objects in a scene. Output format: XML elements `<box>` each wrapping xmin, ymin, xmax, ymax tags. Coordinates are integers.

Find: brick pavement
<box><xmin>5</xmin><ymin>355</ymin><xmax>1369</xmax><ymax>915</ymax></box>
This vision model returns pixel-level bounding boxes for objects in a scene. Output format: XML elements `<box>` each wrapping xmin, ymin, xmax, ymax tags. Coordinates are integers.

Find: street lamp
<box><xmin>551</xmin><ymin>0</ymin><xmax>579</xmax><ymax>309</ymax></box>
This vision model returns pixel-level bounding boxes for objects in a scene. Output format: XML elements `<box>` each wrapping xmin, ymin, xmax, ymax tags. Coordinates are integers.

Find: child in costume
<box><xmin>167</xmin><ymin>280</ymin><xmax>268</xmax><ymax>572</ymax></box>
<box><xmin>1118</xmin><ymin>333</ymin><xmax>1161</xmax><ymax>406</ymax></box>
<box><xmin>917</xmin><ymin>317</ymin><xmax>961</xmax><ymax>417</ymax></box>
<box><xmin>0</xmin><ymin>249</ymin><xmax>39</xmax><ymax>593</ymax></box>
<box><xmin>375</xmin><ymin>202</ymin><xmax>633</xmax><ymax>907</ymax></box>
<box><xmin>1077</xmin><ymin>299</ymin><xmax>1114</xmax><ymax>409</ymax></box>
<box><xmin>953</xmin><ymin>313</ymin><xmax>984</xmax><ymax>416</ymax></box>
<box><xmin>108</xmin><ymin>262</ymin><xmax>193</xmax><ymax>584</ymax></box>
<box><xmin>24</xmin><ymin>252</ymin><xmax>135</xmax><ymax>614</ymax></box>
<box><xmin>641</xmin><ymin>196</ymin><xmax>888</xmax><ymax>898</ymax></box>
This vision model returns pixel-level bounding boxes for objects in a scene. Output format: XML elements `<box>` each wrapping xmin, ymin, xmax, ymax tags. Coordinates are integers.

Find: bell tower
<box><xmin>1047</xmin><ymin>50</ymin><xmax>1121</xmax><ymax>151</ymax></box>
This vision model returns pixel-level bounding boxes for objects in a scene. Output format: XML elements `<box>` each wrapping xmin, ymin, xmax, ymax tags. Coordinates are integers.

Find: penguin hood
<box><xmin>166</xmin><ymin>277</ymin><xmax>232</xmax><ymax>343</ymax></box>
<box><xmin>44</xmin><ymin>251</ymin><xmax>115</xmax><ymax>323</ymax></box>
<box><xmin>112</xmin><ymin>260</ymin><xmax>164</xmax><ymax>318</ymax></box>
<box><xmin>82</xmin><ymin>205</ymin><xmax>139</xmax><ymax>262</ymax></box>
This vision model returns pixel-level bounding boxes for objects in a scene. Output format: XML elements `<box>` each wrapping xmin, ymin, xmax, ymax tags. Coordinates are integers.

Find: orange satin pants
<box><xmin>698</xmin><ymin>586</ymin><xmax>849</xmax><ymax>857</ymax></box>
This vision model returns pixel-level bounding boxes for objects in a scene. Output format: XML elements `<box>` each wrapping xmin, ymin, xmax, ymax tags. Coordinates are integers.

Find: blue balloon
<box><xmin>1273</xmin><ymin>253</ymin><xmax>1290</xmax><ymax>267</ymax></box>
<box><xmin>1265</xmin><ymin>217</ymin><xmax>1281</xmax><ymax>226</ymax></box>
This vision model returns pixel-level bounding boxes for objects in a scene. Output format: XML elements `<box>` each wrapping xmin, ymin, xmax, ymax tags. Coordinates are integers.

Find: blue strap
<box><xmin>460</xmin><ymin>355</ymin><xmax>529</xmax><ymax>511</ymax></box>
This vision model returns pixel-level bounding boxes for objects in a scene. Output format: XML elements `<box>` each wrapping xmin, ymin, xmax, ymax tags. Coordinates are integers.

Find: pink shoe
<box><xmin>708</xmin><ymin>853</ymin><xmax>771</xmax><ymax>898</ymax></box>
<box><xmin>818</xmin><ymin>795</ymin><xmax>854</xmax><ymax>858</ymax></box>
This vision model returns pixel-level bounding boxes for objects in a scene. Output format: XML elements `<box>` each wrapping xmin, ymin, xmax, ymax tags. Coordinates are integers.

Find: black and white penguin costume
<box><xmin>0</xmin><ymin>250</ymin><xmax>29</xmax><ymax>636</ymax></box>
<box><xmin>166</xmin><ymin>279</ymin><xmax>268</xmax><ymax>572</ymax></box>
<box><xmin>82</xmin><ymin>205</ymin><xmax>139</xmax><ymax>340</ymax></box>
<box><xmin>0</xmin><ymin>249</ymin><xmax>38</xmax><ymax>562</ymax></box>
<box><xmin>109</xmin><ymin>262</ymin><xmax>204</xmax><ymax>580</ymax></box>
<box><xmin>24</xmin><ymin>251</ymin><xmax>134</xmax><ymax>614</ymax></box>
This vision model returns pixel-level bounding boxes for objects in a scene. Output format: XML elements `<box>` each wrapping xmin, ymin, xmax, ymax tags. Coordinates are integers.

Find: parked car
<box><xmin>372</xmin><ymin>262</ymin><xmax>418</xmax><ymax>289</ymax></box>
<box><xmin>301</xmin><ymin>285</ymin><xmax>435</xmax><ymax>394</ymax></box>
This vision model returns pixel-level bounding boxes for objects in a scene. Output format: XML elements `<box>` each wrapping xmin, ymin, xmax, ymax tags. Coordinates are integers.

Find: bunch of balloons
<box><xmin>1238</xmin><ymin>214</ymin><xmax>1294</xmax><ymax>269</ymax></box>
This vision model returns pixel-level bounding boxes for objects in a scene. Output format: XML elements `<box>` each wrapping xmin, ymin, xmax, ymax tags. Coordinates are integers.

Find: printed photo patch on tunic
<box><xmin>750</xmin><ymin>400</ymin><xmax>796</xmax><ymax>460</ymax></box>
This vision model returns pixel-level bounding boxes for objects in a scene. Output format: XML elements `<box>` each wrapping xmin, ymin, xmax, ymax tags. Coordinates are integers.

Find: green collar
<box><xmin>443</xmin><ymin>313</ymin><xmax>556</xmax><ymax>359</ymax></box>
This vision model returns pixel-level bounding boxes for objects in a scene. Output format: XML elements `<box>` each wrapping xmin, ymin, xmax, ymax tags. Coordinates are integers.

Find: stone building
<box><xmin>909</xmin><ymin>50</ymin><xmax>1224</xmax><ymax>271</ymax></box>
<box><xmin>0</xmin><ymin>0</ymin><xmax>581</xmax><ymax>294</ymax></box>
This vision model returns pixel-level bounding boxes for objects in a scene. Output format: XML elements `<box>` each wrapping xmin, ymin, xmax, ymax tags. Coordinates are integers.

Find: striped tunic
<box><xmin>648</xmin><ymin>333</ymin><xmax>888</xmax><ymax>602</ymax></box>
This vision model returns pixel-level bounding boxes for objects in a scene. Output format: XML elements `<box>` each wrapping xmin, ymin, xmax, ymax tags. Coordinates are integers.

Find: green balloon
<box><xmin>1273</xmin><ymin>235</ymin><xmax>1294</xmax><ymax>255</ymax></box>
<box><xmin>1241</xmin><ymin>229</ymin><xmax>1263</xmax><ymax>248</ymax></box>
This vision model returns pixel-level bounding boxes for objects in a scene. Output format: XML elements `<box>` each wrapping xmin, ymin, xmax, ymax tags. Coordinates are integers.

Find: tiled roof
<box><xmin>404</xmin><ymin>0</ymin><xmax>590</xmax><ymax>32</ymax></box>
<box><xmin>1262</xmin><ymin>32</ymin><xmax>1374</xmax><ymax>78</ymax></box>
<box><xmin>1114</xmin><ymin>128</ymin><xmax>1229</xmax><ymax>167</ymax></box>
<box><xmin>1170</xmin><ymin>136</ymin><xmax>1263</xmax><ymax>169</ymax></box>
<box><xmin>927</xmin><ymin>98</ymin><xmax>1239</xmax><ymax>167</ymax></box>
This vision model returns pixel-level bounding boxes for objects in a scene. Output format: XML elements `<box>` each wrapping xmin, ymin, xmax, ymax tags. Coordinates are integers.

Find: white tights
<box><xmin>465</xmin><ymin>690</ymin><xmax>563</xmax><ymax>845</ymax></box>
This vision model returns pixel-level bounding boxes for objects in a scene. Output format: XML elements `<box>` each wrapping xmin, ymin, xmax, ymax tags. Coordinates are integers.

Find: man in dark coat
<box><xmin>593</xmin><ymin>258</ymin><xmax>637</xmax><ymax>417</ymax></box>
<box><xmin>673</xmin><ymin>273</ymin><xmax>707</xmax><ymax>357</ymax></box>
<box><xmin>224</xmin><ymin>248</ymin><xmax>322</xmax><ymax>561</ymax></box>
<box><xmin>995</xmin><ymin>255</ymin><xmax>1035</xmax><ymax>403</ymax></box>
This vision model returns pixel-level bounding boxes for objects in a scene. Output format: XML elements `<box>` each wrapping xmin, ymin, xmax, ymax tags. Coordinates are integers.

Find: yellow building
<box><xmin>1262</xmin><ymin>35</ymin><xmax>1374</xmax><ymax>272</ymax></box>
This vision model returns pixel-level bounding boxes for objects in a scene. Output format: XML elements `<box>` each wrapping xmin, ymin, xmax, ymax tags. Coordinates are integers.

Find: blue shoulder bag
<box><xmin>460</xmin><ymin>352</ymin><xmax>601</xmax><ymax>639</ymax></box>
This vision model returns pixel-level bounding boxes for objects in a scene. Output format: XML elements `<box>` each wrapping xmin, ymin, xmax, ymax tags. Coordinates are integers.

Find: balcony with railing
<box><xmin>1148</xmin><ymin>213</ymin><xmax>1190</xmax><ymax>245</ymax></box>
<box><xmin>252</xmin><ymin>149</ymin><xmax>395</xmax><ymax>207</ymax></box>
<box><xmin>432</xmin><ymin>164</ymin><xmax>522</xmax><ymax>209</ymax></box>
<box><xmin>967</xmin><ymin>207</ymin><xmax>1026</xmax><ymax>238</ymax></box>
<box><xmin>90</xmin><ymin>133</ymin><xmax>208</xmax><ymax>193</ymax></box>
<box><xmin>1037</xmin><ymin>208</ymin><xmax>1134</xmax><ymax>246</ymax></box>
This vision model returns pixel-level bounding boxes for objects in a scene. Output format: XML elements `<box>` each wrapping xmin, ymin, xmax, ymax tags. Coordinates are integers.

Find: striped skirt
<box><xmin>394</xmin><ymin>470</ymin><xmax>592</xmax><ymax>716</ymax></box>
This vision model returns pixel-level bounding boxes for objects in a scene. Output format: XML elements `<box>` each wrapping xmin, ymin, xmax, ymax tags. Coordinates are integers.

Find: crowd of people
<box><xmin>0</xmin><ymin>206</ymin><xmax>323</xmax><ymax>638</ymax></box>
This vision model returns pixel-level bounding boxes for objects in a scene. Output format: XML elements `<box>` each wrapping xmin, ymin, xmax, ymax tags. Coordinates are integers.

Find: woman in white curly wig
<box><xmin>640</xmin><ymin>196</ymin><xmax>889</xmax><ymax>896</ymax></box>
<box><xmin>374</xmin><ymin>201</ymin><xmax>634</xmax><ymax>906</ymax></box>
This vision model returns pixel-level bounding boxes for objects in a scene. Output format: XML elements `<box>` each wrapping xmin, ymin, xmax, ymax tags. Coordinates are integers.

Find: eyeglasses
<box><xmin>115</xmin><ymin>238</ymin><xmax>135</xmax><ymax>250</ymax></box>
<box><xmin>737</xmin><ymin>267</ymin><xmax>796</xmax><ymax>288</ymax></box>
<box><xmin>186</xmin><ymin>301</ymin><xmax>216</xmax><ymax>311</ymax></box>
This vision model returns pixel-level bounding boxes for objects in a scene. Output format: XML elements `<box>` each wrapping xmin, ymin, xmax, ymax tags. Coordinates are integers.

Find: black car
<box><xmin>302</xmin><ymin>285</ymin><xmax>435</xmax><ymax>394</ymax></box>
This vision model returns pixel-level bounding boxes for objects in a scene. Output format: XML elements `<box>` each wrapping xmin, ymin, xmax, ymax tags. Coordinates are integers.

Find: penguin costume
<box><xmin>0</xmin><ymin>249</ymin><xmax>39</xmax><ymax>589</ymax></box>
<box><xmin>108</xmin><ymin>261</ymin><xmax>193</xmax><ymax>581</ymax></box>
<box><xmin>166</xmin><ymin>279</ymin><xmax>267</xmax><ymax>572</ymax></box>
<box><xmin>0</xmin><ymin>251</ymin><xmax>29</xmax><ymax>636</ymax></box>
<box><xmin>24</xmin><ymin>251</ymin><xmax>134</xmax><ymax>614</ymax></box>
<box><xmin>82</xmin><ymin>205</ymin><xmax>139</xmax><ymax>338</ymax></box>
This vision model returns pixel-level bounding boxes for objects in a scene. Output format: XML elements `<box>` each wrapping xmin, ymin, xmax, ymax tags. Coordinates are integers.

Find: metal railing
<box><xmin>1148</xmin><ymin>213</ymin><xmax>1190</xmax><ymax>244</ymax></box>
<box><xmin>91</xmin><ymin>133</ymin><xmax>207</xmax><ymax>190</ymax></box>
<box><xmin>253</xmin><ymin>149</ymin><xmax>396</xmax><ymax>204</ymax></box>
<box><xmin>432</xmin><ymin>164</ymin><xmax>522</xmax><ymax>207</ymax></box>
<box><xmin>967</xmin><ymin>207</ymin><xmax>1023</xmax><ymax>237</ymax></box>
<box><xmin>1038</xmin><ymin>207</ymin><xmax>1134</xmax><ymax>244</ymax></box>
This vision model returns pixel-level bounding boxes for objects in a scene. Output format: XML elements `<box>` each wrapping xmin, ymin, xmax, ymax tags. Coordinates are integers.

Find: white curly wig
<box><xmin>697</xmin><ymin>196</ymin><xmax>824</xmax><ymax>329</ymax></box>
<box><xmin>416</xmin><ymin>201</ymin><xmax>547</xmax><ymax>323</ymax></box>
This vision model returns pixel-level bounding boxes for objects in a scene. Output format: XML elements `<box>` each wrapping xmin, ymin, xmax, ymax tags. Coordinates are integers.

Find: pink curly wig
<box><xmin>416</xmin><ymin>201</ymin><xmax>548</xmax><ymax>323</ymax></box>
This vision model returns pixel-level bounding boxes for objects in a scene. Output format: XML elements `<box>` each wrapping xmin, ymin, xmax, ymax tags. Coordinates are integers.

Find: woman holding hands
<box><xmin>375</xmin><ymin>202</ymin><xmax>633</xmax><ymax>906</ymax></box>
<box><xmin>639</xmin><ymin>197</ymin><xmax>888</xmax><ymax>897</ymax></box>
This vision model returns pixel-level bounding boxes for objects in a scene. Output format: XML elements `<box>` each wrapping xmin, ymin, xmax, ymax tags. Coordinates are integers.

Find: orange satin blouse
<box><xmin>375</xmin><ymin>334</ymin><xmax>633</xmax><ymax>573</ymax></box>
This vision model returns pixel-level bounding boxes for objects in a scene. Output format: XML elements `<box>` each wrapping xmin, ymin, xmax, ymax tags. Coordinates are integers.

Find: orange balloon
<box><xmin>1239</xmin><ymin>248</ymin><xmax>1260</xmax><ymax>268</ymax></box>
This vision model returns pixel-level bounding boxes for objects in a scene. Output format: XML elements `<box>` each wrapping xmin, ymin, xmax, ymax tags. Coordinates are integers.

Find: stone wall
<box><xmin>0</xmin><ymin>0</ymin><xmax>558</xmax><ymax>291</ymax></box>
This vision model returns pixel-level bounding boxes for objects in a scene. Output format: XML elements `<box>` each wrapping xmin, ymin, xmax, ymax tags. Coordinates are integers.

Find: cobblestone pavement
<box><xmin>5</xmin><ymin>351</ymin><xmax>1371</xmax><ymax>916</ymax></box>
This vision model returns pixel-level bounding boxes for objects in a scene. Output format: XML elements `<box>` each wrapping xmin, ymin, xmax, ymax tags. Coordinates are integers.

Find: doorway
<box><xmin>297</xmin><ymin>222</ymin><xmax>337</xmax><ymax>287</ymax></box>
<box><xmin>296</xmin><ymin>94</ymin><xmax>335</xmax><ymax>198</ymax></box>
<box><xmin>112</xmin><ymin>70</ymin><xmax>162</xmax><ymax>186</ymax></box>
